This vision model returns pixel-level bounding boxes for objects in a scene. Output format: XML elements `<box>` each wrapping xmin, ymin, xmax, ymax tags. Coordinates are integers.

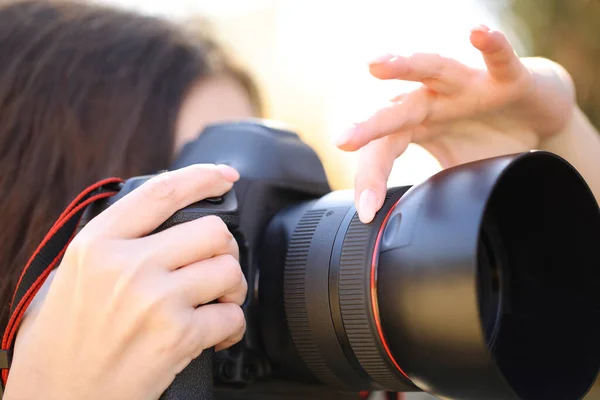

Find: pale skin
<box><xmin>336</xmin><ymin>25</ymin><xmax>600</xmax><ymax>223</ymax></box>
<box><xmin>5</xmin><ymin>25</ymin><xmax>600</xmax><ymax>399</ymax></box>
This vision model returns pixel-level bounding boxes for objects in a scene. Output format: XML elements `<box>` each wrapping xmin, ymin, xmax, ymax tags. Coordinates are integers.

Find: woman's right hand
<box><xmin>4</xmin><ymin>164</ymin><xmax>247</xmax><ymax>400</ymax></box>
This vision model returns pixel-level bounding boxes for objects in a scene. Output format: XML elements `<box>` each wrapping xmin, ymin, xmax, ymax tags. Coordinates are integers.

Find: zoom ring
<box><xmin>283</xmin><ymin>209</ymin><xmax>345</xmax><ymax>387</ymax></box>
<box><xmin>337</xmin><ymin>212</ymin><xmax>407</xmax><ymax>390</ymax></box>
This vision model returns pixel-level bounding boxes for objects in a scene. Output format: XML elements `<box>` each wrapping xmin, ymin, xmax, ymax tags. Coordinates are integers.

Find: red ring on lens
<box><xmin>369</xmin><ymin>198</ymin><xmax>412</xmax><ymax>382</ymax></box>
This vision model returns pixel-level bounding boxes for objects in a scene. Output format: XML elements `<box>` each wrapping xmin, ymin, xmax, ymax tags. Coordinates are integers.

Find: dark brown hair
<box><xmin>0</xmin><ymin>0</ymin><xmax>259</xmax><ymax>333</ymax></box>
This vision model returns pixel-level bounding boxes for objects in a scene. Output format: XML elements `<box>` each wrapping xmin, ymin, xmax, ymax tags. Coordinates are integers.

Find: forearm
<box><xmin>540</xmin><ymin>106</ymin><xmax>600</xmax><ymax>204</ymax></box>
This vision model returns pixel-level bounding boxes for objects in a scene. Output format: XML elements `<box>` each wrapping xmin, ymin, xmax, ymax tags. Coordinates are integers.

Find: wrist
<box><xmin>538</xmin><ymin>106</ymin><xmax>578</xmax><ymax>151</ymax></box>
<box><xmin>538</xmin><ymin>106</ymin><xmax>600</xmax><ymax>203</ymax></box>
<box><xmin>538</xmin><ymin>105</ymin><xmax>590</xmax><ymax>156</ymax></box>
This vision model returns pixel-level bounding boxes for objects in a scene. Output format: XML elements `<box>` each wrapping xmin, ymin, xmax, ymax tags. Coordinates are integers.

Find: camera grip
<box><xmin>159</xmin><ymin>348</ymin><xmax>214</xmax><ymax>400</ymax></box>
<box><xmin>153</xmin><ymin>191</ymin><xmax>239</xmax><ymax>234</ymax></box>
<box><xmin>153</xmin><ymin>192</ymin><xmax>238</xmax><ymax>400</ymax></box>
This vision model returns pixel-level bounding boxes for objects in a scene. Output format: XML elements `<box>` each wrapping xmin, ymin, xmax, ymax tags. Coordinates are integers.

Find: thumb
<box><xmin>354</xmin><ymin>133</ymin><xmax>411</xmax><ymax>224</ymax></box>
<box><xmin>470</xmin><ymin>25</ymin><xmax>524</xmax><ymax>81</ymax></box>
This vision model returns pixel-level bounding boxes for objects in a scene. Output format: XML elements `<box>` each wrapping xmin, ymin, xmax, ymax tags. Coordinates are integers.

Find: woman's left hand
<box><xmin>336</xmin><ymin>26</ymin><xmax>576</xmax><ymax>223</ymax></box>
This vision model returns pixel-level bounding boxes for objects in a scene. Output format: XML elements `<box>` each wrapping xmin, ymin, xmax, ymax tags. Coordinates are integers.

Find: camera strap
<box><xmin>0</xmin><ymin>177</ymin><xmax>123</xmax><ymax>395</ymax></box>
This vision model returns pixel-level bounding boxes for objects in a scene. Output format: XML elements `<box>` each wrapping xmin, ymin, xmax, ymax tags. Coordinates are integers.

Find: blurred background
<box><xmin>93</xmin><ymin>0</ymin><xmax>600</xmax><ymax>398</ymax></box>
<box><xmin>95</xmin><ymin>0</ymin><xmax>518</xmax><ymax>192</ymax></box>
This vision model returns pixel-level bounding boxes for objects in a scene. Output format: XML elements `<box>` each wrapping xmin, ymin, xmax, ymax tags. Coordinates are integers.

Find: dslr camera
<box><xmin>91</xmin><ymin>121</ymin><xmax>600</xmax><ymax>400</ymax></box>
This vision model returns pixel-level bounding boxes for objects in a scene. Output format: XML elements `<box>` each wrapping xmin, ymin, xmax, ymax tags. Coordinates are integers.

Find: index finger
<box><xmin>84</xmin><ymin>164</ymin><xmax>240</xmax><ymax>239</ymax></box>
<box><xmin>336</xmin><ymin>87</ymin><xmax>429</xmax><ymax>152</ymax></box>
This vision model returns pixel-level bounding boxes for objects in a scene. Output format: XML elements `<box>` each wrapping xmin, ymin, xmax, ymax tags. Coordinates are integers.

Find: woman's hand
<box><xmin>336</xmin><ymin>25</ymin><xmax>577</xmax><ymax>223</ymax></box>
<box><xmin>4</xmin><ymin>164</ymin><xmax>247</xmax><ymax>400</ymax></box>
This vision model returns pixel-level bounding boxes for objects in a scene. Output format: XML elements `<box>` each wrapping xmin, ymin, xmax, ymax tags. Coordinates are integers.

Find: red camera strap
<box><xmin>0</xmin><ymin>178</ymin><xmax>122</xmax><ymax>392</ymax></box>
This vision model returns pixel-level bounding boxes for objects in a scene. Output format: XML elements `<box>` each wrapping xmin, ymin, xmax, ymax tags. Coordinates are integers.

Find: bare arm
<box><xmin>541</xmin><ymin>106</ymin><xmax>600</xmax><ymax>203</ymax></box>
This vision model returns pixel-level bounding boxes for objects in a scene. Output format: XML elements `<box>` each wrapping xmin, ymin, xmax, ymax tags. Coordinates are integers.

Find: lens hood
<box><xmin>376</xmin><ymin>151</ymin><xmax>600</xmax><ymax>399</ymax></box>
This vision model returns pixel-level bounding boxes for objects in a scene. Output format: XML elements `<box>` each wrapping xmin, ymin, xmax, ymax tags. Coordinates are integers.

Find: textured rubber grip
<box><xmin>153</xmin><ymin>205</ymin><xmax>235</xmax><ymax>400</ymax></box>
<box><xmin>283</xmin><ymin>209</ymin><xmax>342</xmax><ymax>385</ymax></box>
<box><xmin>160</xmin><ymin>348</ymin><xmax>214</xmax><ymax>400</ymax></box>
<box><xmin>337</xmin><ymin>199</ymin><xmax>410</xmax><ymax>391</ymax></box>
<box><xmin>156</xmin><ymin>212</ymin><xmax>239</xmax><ymax>233</ymax></box>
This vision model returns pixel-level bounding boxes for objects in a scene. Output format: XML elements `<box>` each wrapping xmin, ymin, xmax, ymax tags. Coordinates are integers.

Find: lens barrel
<box><xmin>260</xmin><ymin>151</ymin><xmax>600</xmax><ymax>400</ymax></box>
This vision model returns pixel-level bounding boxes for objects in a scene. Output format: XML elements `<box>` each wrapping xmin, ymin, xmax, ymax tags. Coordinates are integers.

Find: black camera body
<box><xmin>89</xmin><ymin>120</ymin><xmax>600</xmax><ymax>400</ymax></box>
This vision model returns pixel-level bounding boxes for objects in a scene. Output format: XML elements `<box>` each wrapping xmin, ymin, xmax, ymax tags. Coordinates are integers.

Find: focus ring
<box><xmin>283</xmin><ymin>209</ymin><xmax>343</xmax><ymax>387</ymax></box>
<box><xmin>337</xmin><ymin>212</ymin><xmax>406</xmax><ymax>390</ymax></box>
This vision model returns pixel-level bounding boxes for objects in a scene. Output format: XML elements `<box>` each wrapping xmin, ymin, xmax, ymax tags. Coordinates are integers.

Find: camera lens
<box><xmin>259</xmin><ymin>151</ymin><xmax>600</xmax><ymax>400</ymax></box>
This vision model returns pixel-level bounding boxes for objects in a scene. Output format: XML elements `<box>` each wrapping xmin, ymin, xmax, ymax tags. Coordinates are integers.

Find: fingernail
<box><xmin>216</xmin><ymin>164</ymin><xmax>240</xmax><ymax>182</ymax></box>
<box><xmin>471</xmin><ymin>24</ymin><xmax>490</xmax><ymax>33</ymax></box>
<box><xmin>367</xmin><ymin>53</ymin><xmax>394</xmax><ymax>65</ymax></box>
<box><xmin>335</xmin><ymin>124</ymin><xmax>358</xmax><ymax>147</ymax></box>
<box><xmin>358</xmin><ymin>189</ymin><xmax>377</xmax><ymax>224</ymax></box>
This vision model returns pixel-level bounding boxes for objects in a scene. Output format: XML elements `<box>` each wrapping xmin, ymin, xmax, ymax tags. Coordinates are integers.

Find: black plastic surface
<box><xmin>160</xmin><ymin>349</ymin><xmax>214</xmax><ymax>400</ymax></box>
<box><xmin>171</xmin><ymin>120</ymin><xmax>331</xmax><ymax>196</ymax></box>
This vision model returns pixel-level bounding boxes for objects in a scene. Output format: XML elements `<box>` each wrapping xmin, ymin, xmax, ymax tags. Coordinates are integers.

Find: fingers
<box><xmin>469</xmin><ymin>25</ymin><xmax>523</xmax><ymax>81</ymax></box>
<box><xmin>368</xmin><ymin>53</ymin><xmax>473</xmax><ymax>94</ymax></box>
<box><xmin>138</xmin><ymin>215</ymin><xmax>238</xmax><ymax>270</ymax></box>
<box><xmin>191</xmin><ymin>302</ymin><xmax>246</xmax><ymax>352</ymax></box>
<box><xmin>172</xmin><ymin>254</ymin><xmax>247</xmax><ymax>307</ymax></box>
<box><xmin>354</xmin><ymin>134</ymin><xmax>411</xmax><ymax>223</ymax></box>
<box><xmin>86</xmin><ymin>164</ymin><xmax>240</xmax><ymax>239</ymax></box>
<box><xmin>336</xmin><ymin>87</ymin><xmax>429</xmax><ymax>152</ymax></box>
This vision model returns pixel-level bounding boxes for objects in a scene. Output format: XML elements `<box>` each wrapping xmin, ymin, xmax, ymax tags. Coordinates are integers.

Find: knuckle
<box><xmin>406</xmin><ymin>53</ymin><xmax>418</xmax><ymax>63</ymax></box>
<box><xmin>436</xmin><ymin>57</ymin><xmax>451</xmax><ymax>76</ymax></box>
<box><xmin>431</xmin><ymin>53</ymin><xmax>444</xmax><ymax>64</ymax></box>
<box><xmin>220</xmin><ymin>254</ymin><xmax>244</xmax><ymax>286</ymax></box>
<box><xmin>203</xmin><ymin>214</ymin><xmax>226</xmax><ymax>230</ymax></box>
<box><xmin>193</xmin><ymin>164</ymin><xmax>222</xmax><ymax>185</ymax></box>
<box><xmin>429</xmin><ymin>54</ymin><xmax>445</xmax><ymax>77</ymax></box>
<box><xmin>138</xmin><ymin>284</ymin><xmax>168</xmax><ymax>314</ymax></box>
<box><xmin>66</xmin><ymin>233</ymin><xmax>102</xmax><ymax>266</ymax></box>
<box><xmin>171</xmin><ymin>317</ymin><xmax>190</xmax><ymax>346</ymax></box>
<box><xmin>143</xmin><ymin>292</ymin><xmax>180</xmax><ymax>340</ymax></box>
<box><xmin>229</xmin><ymin>237</ymin><xmax>240</xmax><ymax>260</ymax></box>
<box><xmin>144</xmin><ymin>172</ymin><xmax>177</xmax><ymax>202</ymax></box>
<box><xmin>406</xmin><ymin>53</ymin><xmax>422</xmax><ymax>67</ymax></box>
<box><xmin>228</xmin><ymin>305</ymin><xmax>246</xmax><ymax>335</ymax></box>
<box><xmin>203</xmin><ymin>215</ymin><xmax>233</xmax><ymax>242</ymax></box>
<box><xmin>206</xmin><ymin>163</ymin><xmax>223</xmax><ymax>177</ymax></box>
<box><xmin>129</xmin><ymin>251</ymin><xmax>151</xmax><ymax>274</ymax></box>
<box><xmin>160</xmin><ymin>313</ymin><xmax>191</xmax><ymax>353</ymax></box>
<box><xmin>130</xmin><ymin>241</ymin><xmax>159</xmax><ymax>273</ymax></box>
<box><xmin>119</xmin><ymin>254</ymin><xmax>149</xmax><ymax>286</ymax></box>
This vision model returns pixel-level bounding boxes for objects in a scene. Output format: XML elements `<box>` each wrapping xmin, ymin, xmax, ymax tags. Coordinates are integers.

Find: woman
<box><xmin>3</xmin><ymin>2</ymin><xmax>600</xmax><ymax>399</ymax></box>
<box><xmin>0</xmin><ymin>0</ymin><xmax>259</xmax><ymax>398</ymax></box>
